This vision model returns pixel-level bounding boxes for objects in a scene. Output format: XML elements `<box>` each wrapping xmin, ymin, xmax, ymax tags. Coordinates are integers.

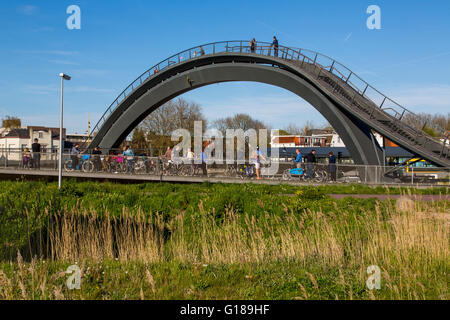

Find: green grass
<box><xmin>0</xmin><ymin>180</ymin><xmax>448</xmax><ymax>300</ymax></box>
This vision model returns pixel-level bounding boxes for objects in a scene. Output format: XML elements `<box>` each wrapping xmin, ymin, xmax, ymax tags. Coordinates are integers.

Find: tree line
<box><xmin>2</xmin><ymin>101</ymin><xmax>448</xmax><ymax>155</ymax></box>
<box><xmin>128</xmin><ymin>98</ymin><xmax>450</xmax><ymax>155</ymax></box>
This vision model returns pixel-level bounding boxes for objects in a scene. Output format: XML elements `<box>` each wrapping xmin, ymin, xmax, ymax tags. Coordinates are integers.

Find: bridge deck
<box><xmin>0</xmin><ymin>168</ymin><xmax>447</xmax><ymax>188</ymax></box>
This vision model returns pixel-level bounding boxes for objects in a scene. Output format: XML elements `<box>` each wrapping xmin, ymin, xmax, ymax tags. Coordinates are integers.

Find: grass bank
<box><xmin>0</xmin><ymin>181</ymin><xmax>448</xmax><ymax>300</ymax></box>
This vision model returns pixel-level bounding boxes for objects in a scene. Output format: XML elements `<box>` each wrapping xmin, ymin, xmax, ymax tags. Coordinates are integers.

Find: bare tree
<box><xmin>211</xmin><ymin>113</ymin><xmax>269</xmax><ymax>134</ymax></box>
<box><xmin>283</xmin><ymin>123</ymin><xmax>303</xmax><ymax>135</ymax></box>
<box><xmin>403</xmin><ymin>112</ymin><xmax>450</xmax><ymax>137</ymax></box>
<box><xmin>2</xmin><ymin>116</ymin><xmax>21</xmax><ymax>129</ymax></box>
<box><xmin>138</xmin><ymin>98</ymin><xmax>207</xmax><ymax>154</ymax></box>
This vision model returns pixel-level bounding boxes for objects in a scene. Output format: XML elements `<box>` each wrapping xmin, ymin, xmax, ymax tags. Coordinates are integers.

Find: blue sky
<box><xmin>0</xmin><ymin>0</ymin><xmax>449</xmax><ymax>133</ymax></box>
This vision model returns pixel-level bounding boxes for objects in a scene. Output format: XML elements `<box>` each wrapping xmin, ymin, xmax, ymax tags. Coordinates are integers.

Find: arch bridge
<box><xmin>88</xmin><ymin>40</ymin><xmax>450</xmax><ymax>168</ymax></box>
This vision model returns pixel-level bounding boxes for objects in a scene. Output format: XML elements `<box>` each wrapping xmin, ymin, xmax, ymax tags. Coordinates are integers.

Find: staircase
<box><xmin>288</xmin><ymin>59</ymin><xmax>450</xmax><ymax>167</ymax></box>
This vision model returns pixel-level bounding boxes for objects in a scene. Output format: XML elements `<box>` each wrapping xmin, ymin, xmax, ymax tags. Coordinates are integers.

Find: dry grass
<box><xmin>0</xmin><ymin>197</ymin><xmax>448</xmax><ymax>300</ymax></box>
<box><xmin>41</xmin><ymin>200</ymin><xmax>449</xmax><ymax>269</ymax></box>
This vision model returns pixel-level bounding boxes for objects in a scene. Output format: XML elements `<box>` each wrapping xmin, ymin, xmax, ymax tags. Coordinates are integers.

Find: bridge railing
<box><xmin>0</xmin><ymin>149</ymin><xmax>449</xmax><ymax>185</ymax></box>
<box><xmin>89</xmin><ymin>41</ymin><xmax>448</xmax><ymax>152</ymax></box>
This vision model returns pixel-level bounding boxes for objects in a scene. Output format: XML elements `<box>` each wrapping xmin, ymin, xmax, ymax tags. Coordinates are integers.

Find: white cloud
<box><xmin>14</xmin><ymin>50</ymin><xmax>79</xmax><ymax>56</ymax></box>
<box><xmin>344</xmin><ymin>32</ymin><xmax>352</xmax><ymax>42</ymax></box>
<box><xmin>20</xmin><ymin>112</ymin><xmax>103</xmax><ymax>133</ymax></box>
<box><xmin>72</xmin><ymin>69</ymin><xmax>111</xmax><ymax>77</ymax></box>
<box><xmin>389</xmin><ymin>85</ymin><xmax>450</xmax><ymax>114</ymax></box>
<box><xmin>200</xmin><ymin>95</ymin><xmax>326</xmax><ymax>129</ymax></box>
<box><xmin>25</xmin><ymin>84</ymin><xmax>114</xmax><ymax>95</ymax></box>
<box><xmin>31</xmin><ymin>26</ymin><xmax>54</xmax><ymax>33</ymax></box>
<box><xmin>48</xmin><ymin>59</ymin><xmax>80</xmax><ymax>66</ymax></box>
<box><xmin>18</xmin><ymin>5</ymin><xmax>38</xmax><ymax>15</ymax></box>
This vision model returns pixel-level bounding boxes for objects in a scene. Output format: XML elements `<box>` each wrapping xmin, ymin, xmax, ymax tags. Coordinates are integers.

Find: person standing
<box><xmin>71</xmin><ymin>144</ymin><xmax>80</xmax><ymax>171</ymax></box>
<box><xmin>31</xmin><ymin>138</ymin><xmax>41</xmax><ymax>169</ymax></box>
<box><xmin>163</xmin><ymin>146</ymin><xmax>172</xmax><ymax>174</ymax></box>
<box><xmin>249</xmin><ymin>38</ymin><xmax>256</xmax><ymax>53</ymax></box>
<box><xmin>186</xmin><ymin>148</ymin><xmax>195</xmax><ymax>165</ymax></box>
<box><xmin>123</xmin><ymin>145</ymin><xmax>134</xmax><ymax>174</ymax></box>
<box><xmin>201</xmin><ymin>149</ymin><xmax>208</xmax><ymax>177</ymax></box>
<box><xmin>23</xmin><ymin>147</ymin><xmax>32</xmax><ymax>169</ymax></box>
<box><xmin>92</xmin><ymin>147</ymin><xmax>102</xmax><ymax>172</ymax></box>
<box><xmin>272</xmin><ymin>36</ymin><xmax>279</xmax><ymax>57</ymax></box>
<box><xmin>305</xmin><ymin>149</ymin><xmax>317</xmax><ymax>180</ymax></box>
<box><xmin>328</xmin><ymin>151</ymin><xmax>337</xmax><ymax>182</ymax></box>
<box><xmin>122</xmin><ymin>146</ymin><xmax>134</xmax><ymax>174</ymax></box>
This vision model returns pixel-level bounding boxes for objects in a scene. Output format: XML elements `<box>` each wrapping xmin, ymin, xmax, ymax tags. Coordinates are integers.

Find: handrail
<box><xmin>88</xmin><ymin>40</ymin><xmax>448</xmax><ymax>151</ymax></box>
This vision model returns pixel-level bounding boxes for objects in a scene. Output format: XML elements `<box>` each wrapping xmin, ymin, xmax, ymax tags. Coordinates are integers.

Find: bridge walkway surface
<box><xmin>0</xmin><ymin>168</ymin><xmax>448</xmax><ymax>188</ymax></box>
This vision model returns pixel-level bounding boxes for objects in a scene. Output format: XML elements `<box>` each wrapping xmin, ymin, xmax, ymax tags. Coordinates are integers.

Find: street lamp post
<box><xmin>59</xmin><ymin>73</ymin><xmax>71</xmax><ymax>189</ymax></box>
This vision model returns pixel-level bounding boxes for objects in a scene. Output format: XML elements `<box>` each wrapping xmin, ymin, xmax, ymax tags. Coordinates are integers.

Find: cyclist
<box><xmin>293</xmin><ymin>149</ymin><xmax>303</xmax><ymax>169</ymax></box>
<box><xmin>292</xmin><ymin>149</ymin><xmax>303</xmax><ymax>180</ymax></box>
<box><xmin>251</xmin><ymin>146</ymin><xmax>266</xmax><ymax>180</ymax></box>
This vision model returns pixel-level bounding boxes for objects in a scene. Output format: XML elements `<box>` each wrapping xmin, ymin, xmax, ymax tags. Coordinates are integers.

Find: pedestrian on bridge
<box><xmin>249</xmin><ymin>38</ymin><xmax>256</xmax><ymax>53</ymax></box>
<box><xmin>272</xmin><ymin>36</ymin><xmax>279</xmax><ymax>57</ymax></box>
<box><xmin>201</xmin><ymin>149</ymin><xmax>208</xmax><ymax>177</ymax></box>
<box><xmin>71</xmin><ymin>144</ymin><xmax>80</xmax><ymax>171</ymax></box>
<box><xmin>305</xmin><ymin>150</ymin><xmax>317</xmax><ymax>180</ymax></box>
<box><xmin>163</xmin><ymin>146</ymin><xmax>172</xmax><ymax>175</ymax></box>
<box><xmin>31</xmin><ymin>138</ymin><xmax>41</xmax><ymax>169</ymax></box>
<box><xmin>123</xmin><ymin>146</ymin><xmax>134</xmax><ymax>174</ymax></box>
<box><xmin>92</xmin><ymin>146</ymin><xmax>102</xmax><ymax>172</ymax></box>
<box><xmin>328</xmin><ymin>151</ymin><xmax>337</xmax><ymax>182</ymax></box>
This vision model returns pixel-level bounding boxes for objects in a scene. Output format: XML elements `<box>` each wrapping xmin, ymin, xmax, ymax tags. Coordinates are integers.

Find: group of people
<box><xmin>162</xmin><ymin>146</ymin><xmax>208</xmax><ymax>176</ymax></box>
<box><xmin>69</xmin><ymin>144</ymin><xmax>134</xmax><ymax>173</ymax></box>
<box><xmin>249</xmin><ymin>36</ymin><xmax>279</xmax><ymax>56</ymax></box>
<box><xmin>22</xmin><ymin>138</ymin><xmax>42</xmax><ymax>169</ymax></box>
<box><xmin>293</xmin><ymin>149</ymin><xmax>337</xmax><ymax>181</ymax></box>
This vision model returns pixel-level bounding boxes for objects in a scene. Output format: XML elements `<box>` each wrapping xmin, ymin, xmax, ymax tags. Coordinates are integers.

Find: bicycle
<box><xmin>236</xmin><ymin>163</ymin><xmax>256</xmax><ymax>179</ymax></box>
<box><xmin>20</xmin><ymin>155</ymin><xmax>32</xmax><ymax>170</ymax></box>
<box><xmin>282</xmin><ymin>164</ymin><xmax>327</xmax><ymax>182</ymax></box>
<box><xmin>65</xmin><ymin>154</ymin><xmax>91</xmax><ymax>172</ymax></box>
<box><xmin>224</xmin><ymin>163</ymin><xmax>238</xmax><ymax>178</ymax></box>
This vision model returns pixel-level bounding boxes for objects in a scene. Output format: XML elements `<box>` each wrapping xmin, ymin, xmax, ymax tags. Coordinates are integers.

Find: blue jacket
<box><xmin>201</xmin><ymin>152</ymin><xmax>207</xmax><ymax>163</ymax></box>
<box><xmin>123</xmin><ymin>149</ymin><xmax>134</xmax><ymax>157</ymax></box>
<box><xmin>294</xmin><ymin>153</ymin><xmax>302</xmax><ymax>163</ymax></box>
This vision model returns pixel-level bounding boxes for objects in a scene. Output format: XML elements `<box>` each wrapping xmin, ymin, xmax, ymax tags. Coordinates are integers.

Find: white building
<box><xmin>0</xmin><ymin>126</ymin><xmax>65</xmax><ymax>161</ymax></box>
<box><xmin>271</xmin><ymin>130</ymin><xmax>391</xmax><ymax>149</ymax></box>
<box><xmin>271</xmin><ymin>130</ymin><xmax>345</xmax><ymax>148</ymax></box>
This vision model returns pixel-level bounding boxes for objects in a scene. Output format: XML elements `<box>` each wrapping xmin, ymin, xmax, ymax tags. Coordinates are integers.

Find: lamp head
<box><xmin>59</xmin><ymin>73</ymin><xmax>71</xmax><ymax>81</ymax></box>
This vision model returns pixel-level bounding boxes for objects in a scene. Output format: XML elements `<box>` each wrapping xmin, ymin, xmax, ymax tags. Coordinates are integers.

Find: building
<box><xmin>0</xmin><ymin>126</ymin><xmax>65</xmax><ymax>161</ymax></box>
<box><xmin>271</xmin><ymin>129</ymin><xmax>345</xmax><ymax>148</ymax></box>
<box><xmin>66</xmin><ymin>133</ymin><xmax>92</xmax><ymax>149</ymax></box>
<box><xmin>272</xmin><ymin>130</ymin><xmax>398</xmax><ymax>149</ymax></box>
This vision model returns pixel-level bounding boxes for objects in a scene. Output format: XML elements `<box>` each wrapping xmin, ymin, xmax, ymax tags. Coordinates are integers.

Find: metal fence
<box><xmin>0</xmin><ymin>150</ymin><xmax>449</xmax><ymax>185</ymax></box>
